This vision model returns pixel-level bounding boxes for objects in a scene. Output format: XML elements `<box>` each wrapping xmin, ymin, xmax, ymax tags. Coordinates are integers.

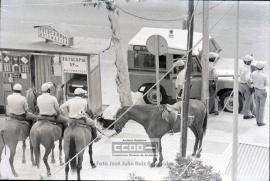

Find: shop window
<box><xmin>134</xmin><ymin>52</ymin><xmax>166</xmax><ymax>69</ymax></box>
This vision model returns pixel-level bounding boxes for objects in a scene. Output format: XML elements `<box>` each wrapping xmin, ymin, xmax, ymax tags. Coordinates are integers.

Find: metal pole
<box><xmin>155</xmin><ymin>35</ymin><xmax>160</xmax><ymax>106</ymax></box>
<box><xmin>232</xmin><ymin>1</ymin><xmax>239</xmax><ymax>181</ymax></box>
<box><xmin>181</xmin><ymin>0</ymin><xmax>194</xmax><ymax>157</ymax></box>
<box><xmin>201</xmin><ymin>0</ymin><xmax>209</xmax><ymax>112</ymax></box>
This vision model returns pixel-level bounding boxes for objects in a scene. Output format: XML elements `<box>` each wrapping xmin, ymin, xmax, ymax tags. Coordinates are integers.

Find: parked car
<box><xmin>127</xmin><ymin>27</ymin><xmax>258</xmax><ymax>112</ymax></box>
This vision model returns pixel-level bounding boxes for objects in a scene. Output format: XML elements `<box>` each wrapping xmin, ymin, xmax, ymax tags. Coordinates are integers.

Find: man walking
<box><xmin>60</xmin><ymin>88</ymin><xmax>101</xmax><ymax>142</ymax></box>
<box><xmin>251</xmin><ymin>62</ymin><xmax>268</xmax><ymax>126</ymax></box>
<box><xmin>7</xmin><ymin>83</ymin><xmax>37</xmax><ymax>124</ymax></box>
<box><xmin>239</xmin><ymin>55</ymin><xmax>255</xmax><ymax>119</ymax></box>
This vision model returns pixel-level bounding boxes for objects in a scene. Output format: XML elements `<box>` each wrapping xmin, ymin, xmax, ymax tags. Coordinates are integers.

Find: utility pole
<box><xmin>232</xmin><ymin>1</ymin><xmax>239</xmax><ymax>181</ymax></box>
<box><xmin>201</xmin><ymin>1</ymin><xmax>209</xmax><ymax>111</ymax></box>
<box><xmin>181</xmin><ymin>0</ymin><xmax>194</xmax><ymax>157</ymax></box>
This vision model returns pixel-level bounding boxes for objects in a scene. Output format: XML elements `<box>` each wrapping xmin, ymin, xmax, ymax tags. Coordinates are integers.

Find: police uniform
<box><xmin>37</xmin><ymin>83</ymin><xmax>68</xmax><ymax>125</ymax></box>
<box><xmin>7</xmin><ymin>83</ymin><xmax>37</xmax><ymax>123</ymax></box>
<box><xmin>174</xmin><ymin>59</ymin><xmax>186</xmax><ymax>100</ymax></box>
<box><xmin>239</xmin><ymin>55</ymin><xmax>255</xmax><ymax>119</ymax></box>
<box><xmin>251</xmin><ymin>62</ymin><xmax>268</xmax><ymax>126</ymax></box>
<box><xmin>208</xmin><ymin>52</ymin><xmax>219</xmax><ymax>115</ymax></box>
<box><xmin>60</xmin><ymin>88</ymin><xmax>99</xmax><ymax>140</ymax></box>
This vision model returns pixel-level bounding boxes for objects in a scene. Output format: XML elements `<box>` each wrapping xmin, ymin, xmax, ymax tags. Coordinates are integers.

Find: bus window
<box><xmin>134</xmin><ymin>52</ymin><xmax>166</xmax><ymax>69</ymax></box>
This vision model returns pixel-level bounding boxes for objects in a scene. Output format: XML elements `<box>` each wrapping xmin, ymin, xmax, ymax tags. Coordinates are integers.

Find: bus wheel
<box><xmin>142</xmin><ymin>85</ymin><xmax>167</xmax><ymax>105</ymax></box>
<box><xmin>220</xmin><ymin>91</ymin><xmax>243</xmax><ymax>113</ymax></box>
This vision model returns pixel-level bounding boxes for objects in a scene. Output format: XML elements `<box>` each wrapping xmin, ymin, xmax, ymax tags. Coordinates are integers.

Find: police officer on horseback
<box><xmin>60</xmin><ymin>88</ymin><xmax>101</xmax><ymax>142</ymax></box>
<box><xmin>6</xmin><ymin>83</ymin><xmax>37</xmax><ymax>124</ymax></box>
<box><xmin>37</xmin><ymin>83</ymin><xmax>69</xmax><ymax>127</ymax></box>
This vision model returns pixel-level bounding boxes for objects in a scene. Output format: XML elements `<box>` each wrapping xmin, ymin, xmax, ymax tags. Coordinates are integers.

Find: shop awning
<box><xmin>0</xmin><ymin>31</ymin><xmax>111</xmax><ymax>56</ymax></box>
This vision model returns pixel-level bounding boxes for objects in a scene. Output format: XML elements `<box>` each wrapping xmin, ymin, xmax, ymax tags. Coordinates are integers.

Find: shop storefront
<box><xmin>0</xmin><ymin>25</ymin><xmax>110</xmax><ymax>114</ymax></box>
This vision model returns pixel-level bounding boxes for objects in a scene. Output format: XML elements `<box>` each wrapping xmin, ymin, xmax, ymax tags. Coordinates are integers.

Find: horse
<box><xmin>28</xmin><ymin>83</ymin><xmax>65</xmax><ymax>177</ymax></box>
<box><xmin>113</xmin><ymin>99</ymin><xmax>207</xmax><ymax>168</ymax></box>
<box><xmin>30</xmin><ymin>119</ymin><xmax>64</xmax><ymax>177</ymax></box>
<box><xmin>0</xmin><ymin>117</ymin><xmax>33</xmax><ymax>177</ymax></box>
<box><xmin>64</xmin><ymin>119</ymin><xmax>95</xmax><ymax>180</ymax></box>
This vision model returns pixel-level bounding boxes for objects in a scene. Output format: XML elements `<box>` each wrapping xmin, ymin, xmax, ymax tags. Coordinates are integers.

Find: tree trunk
<box><xmin>108</xmin><ymin>7</ymin><xmax>133</xmax><ymax>106</ymax></box>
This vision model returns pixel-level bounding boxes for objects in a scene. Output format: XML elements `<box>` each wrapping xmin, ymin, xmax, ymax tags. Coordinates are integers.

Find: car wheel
<box><xmin>220</xmin><ymin>91</ymin><xmax>243</xmax><ymax>113</ymax></box>
<box><xmin>143</xmin><ymin>85</ymin><xmax>167</xmax><ymax>105</ymax></box>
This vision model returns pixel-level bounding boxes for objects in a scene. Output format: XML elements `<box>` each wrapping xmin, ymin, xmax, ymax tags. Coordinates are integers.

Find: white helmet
<box><xmin>13</xmin><ymin>83</ymin><xmax>22</xmax><ymax>91</ymax></box>
<box><xmin>41</xmin><ymin>83</ymin><xmax>51</xmax><ymax>92</ymax></box>
<box><xmin>74</xmin><ymin>88</ymin><xmax>87</xmax><ymax>95</ymax></box>
<box><xmin>243</xmin><ymin>55</ymin><xmax>254</xmax><ymax>62</ymax></box>
<box><xmin>209</xmin><ymin>52</ymin><xmax>219</xmax><ymax>62</ymax></box>
<box><xmin>256</xmin><ymin>62</ymin><xmax>265</xmax><ymax>70</ymax></box>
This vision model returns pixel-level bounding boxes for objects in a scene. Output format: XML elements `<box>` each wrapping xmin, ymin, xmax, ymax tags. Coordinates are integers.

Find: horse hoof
<box><xmin>47</xmin><ymin>172</ymin><xmax>51</xmax><ymax>177</ymax></box>
<box><xmin>51</xmin><ymin>159</ymin><xmax>56</xmax><ymax>164</ymax></box>
<box><xmin>150</xmin><ymin>163</ymin><xmax>156</xmax><ymax>168</ymax></box>
<box><xmin>91</xmin><ymin>163</ymin><xmax>96</xmax><ymax>168</ymax></box>
<box><xmin>191</xmin><ymin>153</ymin><xmax>196</xmax><ymax>157</ymax></box>
<box><xmin>156</xmin><ymin>163</ymin><xmax>162</xmax><ymax>167</ymax></box>
<box><xmin>32</xmin><ymin>162</ymin><xmax>37</xmax><ymax>166</ymax></box>
<box><xmin>22</xmin><ymin>160</ymin><xmax>26</xmax><ymax>164</ymax></box>
<box><xmin>60</xmin><ymin>162</ymin><xmax>64</xmax><ymax>166</ymax></box>
<box><xmin>196</xmin><ymin>154</ymin><xmax>201</xmax><ymax>158</ymax></box>
<box><xmin>13</xmin><ymin>172</ymin><xmax>19</xmax><ymax>177</ymax></box>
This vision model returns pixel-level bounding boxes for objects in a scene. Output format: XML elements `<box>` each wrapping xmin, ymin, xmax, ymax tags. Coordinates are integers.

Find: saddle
<box><xmin>38</xmin><ymin>115</ymin><xmax>59</xmax><ymax>126</ymax></box>
<box><xmin>9</xmin><ymin>114</ymin><xmax>31</xmax><ymax>126</ymax></box>
<box><xmin>68</xmin><ymin>118</ymin><xmax>92</xmax><ymax>129</ymax></box>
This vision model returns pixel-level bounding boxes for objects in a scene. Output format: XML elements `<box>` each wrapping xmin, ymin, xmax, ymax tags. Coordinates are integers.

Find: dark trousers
<box><xmin>209</xmin><ymin>80</ymin><xmax>218</xmax><ymax>113</ymax></box>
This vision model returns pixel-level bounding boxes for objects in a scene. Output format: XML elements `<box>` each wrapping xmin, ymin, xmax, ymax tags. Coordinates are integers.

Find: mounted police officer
<box><xmin>239</xmin><ymin>55</ymin><xmax>255</xmax><ymax>119</ymax></box>
<box><xmin>60</xmin><ymin>88</ymin><xmax>101</xmax><ymax>142</ymax></box>
<box><xmin>6</xmin><ymin>83</ymin><xmax>37</xmax><ymax>124</ymax></box>
<box><xmin>37</xmin><ymin>83</ymin><xmax>68</xmax><ymax>126</ymax></box>
<box><xmin>251</xmin><ymin>62</ymin><xmax>268</xmax><ymax>126</ymax></box>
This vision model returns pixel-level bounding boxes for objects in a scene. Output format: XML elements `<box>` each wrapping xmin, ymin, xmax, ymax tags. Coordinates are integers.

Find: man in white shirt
<box><xmin>7</xmin><ymin>83</ymin><xmax>37</xmax><ymax>123</ymax></box>
<box><xmin>239</xmin><ymin>55</ymin><xmax>255</xmax><ymax>119</ymax></box>
<box><xmin>174</xmin><ymin>59</ymin><xmax>186</xmax><ymax>101</ymax></box>
<box><xmin>60</xmin><ymin>88</ymin><xmax>100</xmax><ymax>141</ymax></box>
<box><xmin>208</xmin><ymin>52</ymin><xmax>219</xmax><ymax>115</ymax></box>
<box><xmin>251</xmin><ymin>62</ymin><xmax>268</xmax><ymax>126</ymax></box>
<box><xmin>37</xmin><ymin>83</ymin><xmax>68</xmax><ymax>126</ymax></box>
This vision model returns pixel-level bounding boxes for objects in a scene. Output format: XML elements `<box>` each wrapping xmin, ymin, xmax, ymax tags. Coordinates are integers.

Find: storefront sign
<box><xmin>61</xmin><ymin>55</ymin><xmax>87</xmax><ymax>74</ymax></box>
<box><xmin>36</xmin><ymin>25</ymin><xmax>74</xmax><ymax>47</ymax></box>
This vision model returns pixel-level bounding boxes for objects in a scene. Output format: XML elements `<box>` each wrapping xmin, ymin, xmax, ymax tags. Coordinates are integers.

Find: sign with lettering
<box><xmin>36</xmin><ymin>25</ymin><xmax>74</xmax><ymax>47</ymax></box>
<box><xmin>61</xmin><ymin>55</ymin><xmax>87</xmax><ymax>74</ymax></box>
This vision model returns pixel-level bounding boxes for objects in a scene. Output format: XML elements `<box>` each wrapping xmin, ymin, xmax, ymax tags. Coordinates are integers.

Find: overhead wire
<box><xmin>41</xmin><ymin>2</ymin><xmax>235</xmax><ymax>180</ymax></box>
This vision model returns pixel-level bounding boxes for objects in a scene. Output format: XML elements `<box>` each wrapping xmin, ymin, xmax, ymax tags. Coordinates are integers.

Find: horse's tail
<box><xmin>69</xmin><ymin>136</ymin><xmax>77</xmax><ymax>172</ymax></box>
<box><xmin>202</xmin><ymin>111</ymin><xmax>208</xmax><ymax>135</ymax></box>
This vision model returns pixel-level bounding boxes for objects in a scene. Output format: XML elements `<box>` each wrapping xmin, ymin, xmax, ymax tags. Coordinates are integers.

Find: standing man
<box><xmin>251</xmin><ymin>62</ymin><xmax>268</xmax><ymax>126</ymax></box>
<box><xmin>174</xmin><ymin>59</ymin><xmax>186</xmax><ymax>101</ymax></box>
<box><xmin>208</xmin><ymin>52</ymin><xmax>219</xmax><ymax>115</ymax></box>
<box><xmin>37</xmin><ymin>83</ymin><xmax>68</xmax><ymax>126</ymax></box>
<box><xmin>239</xmin><ymin>55</ymin><xmax>255</xmax><ymax>119</ymax></box>
<box><xmin>60</xmin><ymin>88</ymin><xmax>101</xmax><ymax>142</ymax></box>
<box><xmin>7</xmin><ymin>83</ymin><xmax>37</xmax><ymax>124</ymax></box>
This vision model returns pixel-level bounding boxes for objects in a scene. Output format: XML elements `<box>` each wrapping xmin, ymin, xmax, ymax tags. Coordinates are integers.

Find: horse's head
<box><xmin>26</xmin><ymin>88</ymin><xmax>38</xmax><ymax>113</ymax></box>
<box><xmin>55</xmin><ymin>83</ymin><xmax>65</xmax><ymax>105</ymax></box>
<box><xmin>114</xmin><ymin>106</ymin><xmax>129</xmax><ymax>134</ymax></box>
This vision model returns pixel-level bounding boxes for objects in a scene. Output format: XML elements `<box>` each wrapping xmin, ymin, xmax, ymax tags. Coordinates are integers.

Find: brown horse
<box><xmin>114</xmin><ymin>99</ymin><xmax>207</xmax><ymax>167</ymax></box>
<box><xmin>0</xmin><ymin>117</ymin><xmax>33</xmax><ymax>177</ymax></box>
<box><xmin>64</xmin><ymin>120</ymin><xmax>95</xmax><ymax>180</ymax></box>
<box><xmin>30</xmin><ymin>120</ymin><xmax>63</xmax><ymax>177</ymax></box>
<box><xmin>28</xmin><ymin>83</ymin><xmax>65</xmax><ymax>177</ymax></box>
